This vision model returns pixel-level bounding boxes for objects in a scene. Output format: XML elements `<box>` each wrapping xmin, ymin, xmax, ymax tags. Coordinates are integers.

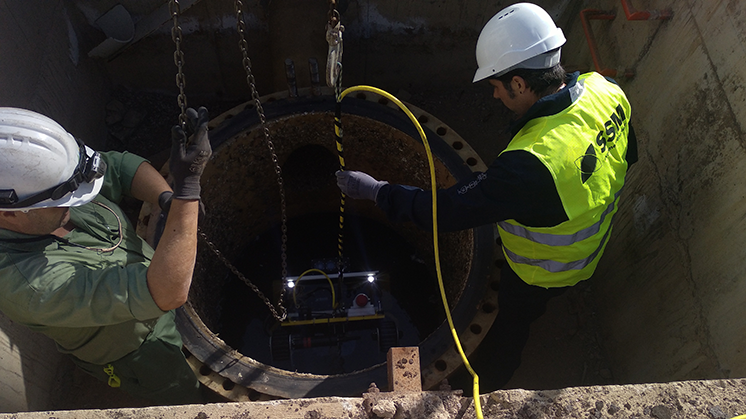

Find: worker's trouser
<box><xmin>486</xmin><ymin>265</ymin><xmax>568</xmax><ymax>388</ymax></box>
<box><xmin>71</xmin><ymin>311</ymin><xmax>204</xmax><ymax>406</ymax></box>
<box><xmin>450</xmin><ymin>263</ymin><xmax>568</xmax><ymax>393</ymax></box>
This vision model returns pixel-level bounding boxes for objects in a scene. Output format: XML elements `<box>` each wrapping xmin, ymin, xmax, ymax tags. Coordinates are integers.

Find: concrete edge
<box><xmin>2</xmin><ymin>378</ymin><xmax>744</xmax><ymax>419</ymax></box>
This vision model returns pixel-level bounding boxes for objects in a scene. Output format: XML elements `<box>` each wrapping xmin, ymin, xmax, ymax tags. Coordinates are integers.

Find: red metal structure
<box><xmin>581</xmin><ymin>0</ymin><xmax>672</xmax><ymax>79</ymax></box>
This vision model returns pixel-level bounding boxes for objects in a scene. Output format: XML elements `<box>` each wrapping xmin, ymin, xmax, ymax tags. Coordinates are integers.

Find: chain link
<box><xmin>198</xmin><ymin>231</ymin><xmax>287</xmax><ymax>321</ymax></box>
<box><xmin>234</xmin><ymin>0</ymin><xmax>288</xmax><ymax>320</ymax></box>
<box><xmin>168</xmin><ymin>0</ymin><xmax>287</xmax><ymax>321</ymax></box>
<box><xmin>169</xmin><ymin>0</ymin><xmax>188</xmax><ymax>129</ymax></box>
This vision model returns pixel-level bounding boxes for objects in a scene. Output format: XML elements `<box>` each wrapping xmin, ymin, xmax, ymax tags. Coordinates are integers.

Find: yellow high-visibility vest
<box><xmin>497</xmin><ymin>72</ymin><xmax>632</xmax><ymax>288</ymax></box>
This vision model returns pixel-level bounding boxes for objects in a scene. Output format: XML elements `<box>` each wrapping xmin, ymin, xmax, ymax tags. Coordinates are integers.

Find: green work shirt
<box><xmin>0</xmin><ymin>151</ymin><xmax>170</xmax><ymax>365</ymax></box>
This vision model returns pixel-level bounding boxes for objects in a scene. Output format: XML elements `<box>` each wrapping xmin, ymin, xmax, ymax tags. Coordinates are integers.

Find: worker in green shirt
<box><xmin>0</xmin><ymin>106</ymin><xmax>211</xmax><ymax>405</ymax></box>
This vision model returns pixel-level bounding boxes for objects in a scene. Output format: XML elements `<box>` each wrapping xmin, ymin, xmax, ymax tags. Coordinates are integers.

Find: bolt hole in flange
<box><xmin>142</xmin><ymin>88</ymin><xmax>498</xmax><ymax>399</ymax></box>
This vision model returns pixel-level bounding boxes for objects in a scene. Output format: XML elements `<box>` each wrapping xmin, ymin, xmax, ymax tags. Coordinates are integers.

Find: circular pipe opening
<box><xmin>169</xmin><ymin>92</ymin><xmax>495</xmax><ymax>399</ymax></box>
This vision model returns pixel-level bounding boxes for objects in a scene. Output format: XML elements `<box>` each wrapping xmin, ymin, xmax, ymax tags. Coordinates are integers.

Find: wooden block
<box><xmin>387</xmin><ymin>347</ymin><xmax>421</xmax><ymax>392</ymax></box>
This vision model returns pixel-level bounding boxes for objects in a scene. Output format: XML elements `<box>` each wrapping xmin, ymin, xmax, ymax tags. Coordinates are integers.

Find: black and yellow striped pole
<box><xmin>334</xmin><ymin>62</ymin><xmax>346</xmax><ymax>296</ymax></box>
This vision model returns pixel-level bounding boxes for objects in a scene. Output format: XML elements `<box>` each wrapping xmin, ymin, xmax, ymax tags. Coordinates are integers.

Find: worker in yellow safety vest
<box><xmin>336</xmin><ymin>2</ymin><xmax>637</xmax><ymax>391</ymax></box>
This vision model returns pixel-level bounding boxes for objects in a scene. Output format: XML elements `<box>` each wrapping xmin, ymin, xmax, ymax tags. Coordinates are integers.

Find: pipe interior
<box><xmin>190</xmin><ymin>111</ymin><xmax>475</xmax><ymax>374</ymax></box>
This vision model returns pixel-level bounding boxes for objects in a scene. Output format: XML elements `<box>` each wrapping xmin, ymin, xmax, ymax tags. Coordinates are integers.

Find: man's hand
<box><xmin>335</xmin><ymin>170</ymin><xmax>388</xmax><ymax>201</ymax></box>
<box><xmin>170</xmin><ymin>107</ymin><xmax>212</xmax><ymax>200</ymax></box>
<box><xmin>147</xmin><ymin>107</ymin><xmax>210</xmax><ymax>310</ymax></box>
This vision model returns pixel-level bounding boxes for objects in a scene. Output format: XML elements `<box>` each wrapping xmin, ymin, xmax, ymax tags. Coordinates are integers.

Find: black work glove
<box><xmin>170</xmin><ymin>107</ymin><xmax>212</xmax><ymax>200</ymax></box>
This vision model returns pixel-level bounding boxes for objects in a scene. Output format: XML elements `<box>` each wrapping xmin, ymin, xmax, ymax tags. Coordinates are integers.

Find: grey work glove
<box><xmin>170</xmin><ymin>107</ymin><xmax>212</xmax><ymax>200</ymax></box>
<box><xmin>335</xmin><ymin>170</ymin><xmax>388</xmax><ymax>201</ymax></box>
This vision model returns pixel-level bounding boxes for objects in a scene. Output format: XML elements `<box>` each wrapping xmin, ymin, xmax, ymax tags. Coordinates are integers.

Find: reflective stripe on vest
<box><xmin>500</xmin><ymin>190</ymin><xmax>621</xmax><ymax>273</ymax></box>
<box><xmin>498</xmin><ymin>187</ymin><xmax>623</xmax><ymax>248</ymax></box>
<box><xmin>502</xmin><ymin>225</ymin><xmax>610</xmax><ymax>272</ymax></box>
<box><xmin>498</xmin><ymin>72</ymin><xmax>631</xmax><ymax>288</ymax></box>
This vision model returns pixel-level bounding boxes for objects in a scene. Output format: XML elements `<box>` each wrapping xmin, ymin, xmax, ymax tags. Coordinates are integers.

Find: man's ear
<box><xmin>511</xmin><ymin>75</ymin><xmax>527</xmax><ymax>96</ymax></box>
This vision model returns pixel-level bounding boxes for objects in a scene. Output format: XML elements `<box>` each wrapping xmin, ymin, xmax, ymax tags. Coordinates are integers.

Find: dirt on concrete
<box><xmin>15</xmin><ymin>379</ymin><xmax>746</xmax><ymax>419</ymax></box>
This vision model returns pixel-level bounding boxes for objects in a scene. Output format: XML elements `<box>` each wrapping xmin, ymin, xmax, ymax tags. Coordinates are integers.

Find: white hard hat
<box><xmin>473</xmin><ymin>2</ymin><xmax>566</xmax><ymax>83</ymax></box>
<box><xmin>0</xmin><ymin>108</ymin><xmax>105</xmax><ymax>211</ymax></box>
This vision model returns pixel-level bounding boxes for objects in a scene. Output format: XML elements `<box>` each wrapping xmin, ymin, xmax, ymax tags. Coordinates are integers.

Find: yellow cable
<box><xmin>730</xmin><ymin>415</ymin><xmax>746</xmax><ymax>419</ymax></box>
<box><xmin>338</xmin><ymin>85</ymin><xmax>484</xmax><ymax>419</ymax></box>
<box><xmin>291</xmin><ymin>268</ymin><xmax>337</xmax><ymax>310</ymax></box>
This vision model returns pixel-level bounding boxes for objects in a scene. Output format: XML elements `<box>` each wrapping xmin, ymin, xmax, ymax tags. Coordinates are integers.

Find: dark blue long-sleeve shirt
<box><xmin>376</xmin><ymin>72</ymin><xmax>638</xmax><ymax>232</ymax></box>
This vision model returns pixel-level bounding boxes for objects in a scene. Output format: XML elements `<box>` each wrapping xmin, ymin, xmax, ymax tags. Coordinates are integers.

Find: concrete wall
<box><xmin>100</xmin><ymin>0</ymin><xmax>572</xmax><ymax>102</ymax></box>
<box><xmin>0</xmin><ymin>0</ymin><xmax>110</xmax><ymax>412</ymax></box>
<box><xmin>0</xmin><ymin>313</ymin><xmax>67</xmax><ymax>412</ymax></box>
<box><xmin>0</xmin><ymin>0</ymin><xmax>110</xmax><ymax>147</ymax></box>
<box><xmin>587</xmin><ymin>0</ymin><xmax>746</xmax><ymax>383</ymax></box>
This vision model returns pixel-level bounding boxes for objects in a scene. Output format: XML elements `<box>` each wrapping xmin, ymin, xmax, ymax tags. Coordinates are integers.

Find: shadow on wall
<box><xmin>0</xmin><ymin>312</ymin><xmax>154</xmax><ymax>412</ymax></box>
<box><xmin>0</xmin><ymin>313</ymin><xmax>65</xmax><ymax>412</ymax></box>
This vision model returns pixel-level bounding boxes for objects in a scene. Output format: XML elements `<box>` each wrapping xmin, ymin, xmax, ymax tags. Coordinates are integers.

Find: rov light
<box><xmin>367</xmin><ymin>273</ymin><xmax>376</xmax><ymax>283</ymax></box>
<box><xmin>286</xmin><ymin>280</ymin><xmax>296</xmax><ymax>289</ymax></box>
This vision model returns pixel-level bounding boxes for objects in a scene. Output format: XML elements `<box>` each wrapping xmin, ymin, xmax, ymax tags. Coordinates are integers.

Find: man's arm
<box><xmin>342</xmin><ymin>151</ymin><xmax>568</xmax><ymax>231</ymax></box>
<box><xmin>129</xmin><ymin>162</ymin><xmax>172</xmax><ymax>207</ymax></box>
<box><xmin>129</xmin><ymin>157</ymin><xmax>196</xmax><ymax>311</ymax></box>
<box><xmin>146</xmin><ymin>198</ymin><xmax>199</xmax><ymax>310</ymax></box>
<box><xmin>144</xmin><ymin>107</ymin><xmax>211</xmax><ymax>311</ymax></box>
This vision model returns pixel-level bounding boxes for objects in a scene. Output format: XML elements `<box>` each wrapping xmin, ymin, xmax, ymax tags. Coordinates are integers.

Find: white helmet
<box><xmin>473</xmin><ymin>2</ymin><xmax>566</xmax><ymax>83</ymax></box>
<box><xmin>0</xmin><ymin>108</ymin><xmax>106</xmax><ymax>211</ymax></box>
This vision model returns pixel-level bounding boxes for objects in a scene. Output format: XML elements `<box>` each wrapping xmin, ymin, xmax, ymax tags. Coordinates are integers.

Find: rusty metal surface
<box><xmin>152</xmin><ymin>86</ymin><xmax>498</xmax><ymax>399</ymax></box>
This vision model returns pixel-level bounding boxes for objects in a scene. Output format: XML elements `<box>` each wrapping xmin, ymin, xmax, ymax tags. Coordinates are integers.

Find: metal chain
<box><xmin>234</xmin><ymin>0</ymin><xmax>288</xmax><ymax>320</ymax></box>
<box><xmin>199</xmin><ymin>231</ymin><xmax>287</xmax><ymax>321</ymax></box>
<box><xmin>169</xmin><ymin>0</ymin><xmax>188</xmax><ymax>129</ymax></box>
<box><xmin>168</xmin><ymin>0</ymin><xmax>287</xmax><ymax>321</ymax></box>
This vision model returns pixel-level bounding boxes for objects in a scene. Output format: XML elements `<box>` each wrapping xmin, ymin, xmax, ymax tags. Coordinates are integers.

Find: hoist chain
<box><xmin>198</xmin><ymin>231</ymin><xmax>286</xmax><ymax>321</ymax></box>
<box><xmin>168</xmin><ymin>0</ymin><xmax>287</xmax><ymax>321</ymax></box>
<box><xmin>234</xmin><ymin>0</ymin><xmax>288</xmax><ymax>320</ymax></box>
<box><xmin>169</xmin><ymin>0</ymin><xmax>188</xmax><ymax>129</ymax></box>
